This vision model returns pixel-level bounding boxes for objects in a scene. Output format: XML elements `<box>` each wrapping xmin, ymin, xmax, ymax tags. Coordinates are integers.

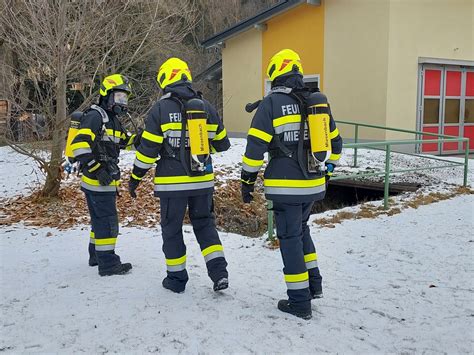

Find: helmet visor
<box><xmin>113</xmin><ymin>91</ymin><xmax>129</xmax><ymax>106</ymax></box>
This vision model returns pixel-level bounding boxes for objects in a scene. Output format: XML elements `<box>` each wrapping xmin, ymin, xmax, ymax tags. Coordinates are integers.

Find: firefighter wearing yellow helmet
<box><xmin>129</xmin><ymin>58</ymin><xmax>231</xmax><ymax>293</ymax></box>
<box><xmin>67</xmin><ymin>73</ymin><xmax>141</xmax><ymax>276</ymax></box>
<box><xmin>241</xmin><ymin>49</ymin><xmax>343</xmax><ymax>319</ymax></box>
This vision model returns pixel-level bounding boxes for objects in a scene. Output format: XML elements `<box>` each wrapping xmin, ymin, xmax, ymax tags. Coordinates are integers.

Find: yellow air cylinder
<box><xmin>64</xmin><ymin>111</ymin><xmax>83</xmax><ymax>159</ymax></box>
<box><xmin>307</xmin><ymin>92</ymin><xmax>331</xmax><ymax>163</ymax></box>
<box><xmin>185</xmin><ymin>99</ymin><xmax>210</xmax><ymax>172</ymax></box>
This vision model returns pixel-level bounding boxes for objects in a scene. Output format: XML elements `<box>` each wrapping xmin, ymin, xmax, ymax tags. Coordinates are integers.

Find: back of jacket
<box><xmin>132</xmin><ymin>84</ymin><xmax>230</xmax><ymax>198</ymax></box>
<box><xmin>242</xmin><ymin>86</ymin><xmax>342</xmax><ymax>203</ymax></box>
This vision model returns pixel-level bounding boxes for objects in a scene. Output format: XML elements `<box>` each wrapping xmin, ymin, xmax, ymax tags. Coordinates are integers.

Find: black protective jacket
<box><xmin>72</xmin><ymin>104</ymin><xmax>136</xmax><ymax>193</ymax></box>
<box><xmin>241</xmin><ymin>75</ymin><xmax>343</xmax><ymax>203</ymax></box>
<box><xmin>131</xmin><ymin>83</ymin><xmax>230</xmax><ymax>197</ymax></box>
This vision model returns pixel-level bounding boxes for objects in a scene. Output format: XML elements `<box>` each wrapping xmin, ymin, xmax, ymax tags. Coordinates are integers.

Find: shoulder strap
<box><xmin>160</xmin><ymin>95</ymin><xmax>193</xmax><ymax>176</ymax></box>
<box><xmin>159</xmin><ymin>92</ymin><xmax>172</xmax><ymax>101</ymax></box>
<box><xmin>245</xmin><ymin>87</ymin><xmax>291</xmax><ymax>114</ymax></box>
<box><xmin>265</xmin><ymin>86</ymin><xmax>293</xmax><ymax>97</ymax></box>
<box><xmin>90</xmin><ymin>104</ymin><xmax>109</xmax><ymax>124</ymax></box>
<box><xmin>87</xmin><ymin>105</ymin><xmax>109</xmax><ymax>152</ymax></box>
<box><xmin>173</xmin><ymin>96</ymin><xmax>193</xmax><ymax>177</ymax></box>
<box><xmin>289</xmin><ymin>92</ymin><xmax>309</xmax><ymax>179</ymax></box>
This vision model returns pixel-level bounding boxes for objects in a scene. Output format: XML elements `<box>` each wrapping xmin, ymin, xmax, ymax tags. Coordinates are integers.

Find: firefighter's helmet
<box><xmin>157</xmin><ymin>57</ymin><xmax>192</xmax><ymax>89</ymax></box>
<box><xmin>266</xmin><ymin>49</ymin><xmax>304</xmax><ymax>82</ymax></box>
<box><xmin>99</xmin><ymin>74</ymin><xmax>132</xmax><ymax>97</ymax></box>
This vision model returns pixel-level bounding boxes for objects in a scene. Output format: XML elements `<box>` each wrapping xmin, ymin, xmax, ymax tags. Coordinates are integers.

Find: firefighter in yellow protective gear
<box><xmin>129</xmin><ymin>58</ymin><xmax>231</xmax><ymax>293</ymax></box>
<box><xmin>68</xmin><ymin>74</ymin><xmax>140</xmax><ymax>276</ymax></box>
<box><xmin>241</xmin><ymin>49</ymin><xmax>343</xmax><ymax>319</ymax></box>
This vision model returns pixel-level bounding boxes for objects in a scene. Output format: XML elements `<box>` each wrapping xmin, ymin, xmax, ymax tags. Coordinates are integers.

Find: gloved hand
<box><xmin>205</xmin><ymin>162</ymin><xmax>213</xmax><ymax>173</ymax></box>
<box><xmin>241</xmin><ymin>182</ymin><xmax>255</xmax><ymax>203</ymax></box>
<box><xmin>64</xmin><ymin>160</ymin><xmax>73</xmax><ymax>175</ymax></box>
<box><xmin>325</xmin><ymin>163</ymin><xmax>335</xmax><ymax>182</ymax></box>
<box><xmin>129</xmin><ymin>175</ymin><xmax>141</xmax><ymax>198</ymax></box>
<box><xmin>132</xmin><ymin>130</ymin><xmax>142</xmax><ymax>148</ymax></box>
<box><xmin>63</xmin><ymin>157</ymin><xmax>78</xmax><ymax>176</ymax></box>
<box><xmin>95</xmin><ymin>166</ymin><xmax>114</xmax><ymax>186</ymax></box>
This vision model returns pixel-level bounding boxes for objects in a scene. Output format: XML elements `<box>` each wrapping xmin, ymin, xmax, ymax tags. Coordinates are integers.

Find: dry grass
<box><xmin>0</xmin><ymin>169</ymin><xmax>269</xmax><ymax>237</ymax></box>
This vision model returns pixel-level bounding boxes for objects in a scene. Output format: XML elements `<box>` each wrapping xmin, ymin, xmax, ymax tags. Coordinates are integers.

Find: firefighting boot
<box><xmin>98</xmin><ymin>263</ymin><xmax>132</xmax><ymax>277</ymax></box>
<box><xmin>89</xmin><ymin>257</ymin><xmax>98</xmax><ymax>267</ymax></box>
<box><xmin>309</xmin><ymin>268</ymin><xmax>323</xmax><ymax>299</ymax></box>
<box><xmin>88</xmin><ymin>243</ymin><xmax>98</xmax><ymax>267</ymax></box>
<box><xmin>277</xmin><ymin>300</ymin><xmax>312</xmax><ymax>320</ymax></box>
<box><xmin>311</xmin><ymin>287</ymin><xmax>323</xmax><ymax>299</ymax></box>
<box><xmin>310</xmin><ymin>277</ymin><xmax>323</xmax><ymax>299</ymax></box>
<box><xmin>213</xmin><ymin>277</ymin><xmax>229</xmax><ymax>292</ymax></box>
<box><xmin>162</xmin><ymin>277</ymin><xmax>186</xmax><ymax>294</ymax></box>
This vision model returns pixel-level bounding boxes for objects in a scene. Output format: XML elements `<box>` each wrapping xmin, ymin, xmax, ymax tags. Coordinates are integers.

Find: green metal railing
<box><xmin>266</xmin><ymin>121</ymin><xmax>470</xmax><ymax>240</ymax></box>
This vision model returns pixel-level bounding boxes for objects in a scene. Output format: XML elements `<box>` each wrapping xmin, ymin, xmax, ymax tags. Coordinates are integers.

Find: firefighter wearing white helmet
<box><xmin>129</xmin><ymin>58</ymin><xmax>231</xmax><ymax>293</ymax></box>
<box><xmin>67</xmin><ymin>74</ymin><xmax>140</xmax><ymax>276</ymax></box>
<box><xmin>241</xmin><ymin>49</ymin><xmax>343</xmax><ymax>319</ymax></box>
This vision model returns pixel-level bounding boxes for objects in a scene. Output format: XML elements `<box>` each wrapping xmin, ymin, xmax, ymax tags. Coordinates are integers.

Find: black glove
<box><xmin>129</xmin><ymin>175</ymin><xmax>141</xmax><ymax>198</ymax></box>
<box><xmin>241</xmin><ymin>182</ymin><xmax>255</xmax><ymax>203</ymax></box>
<box><xmin>241</xmin><ymin>170</ymin><xmax>257</xmax><ymax>203</ymax></box>
<box><xmin>95</xmin><ymin>165</ymin><xmax>114</xmax><ymax>186</ymax></box>
<box><xmin>132</xmin><ymin>130</ymin><xmax>142</xmax><ymax>148</ymax></box>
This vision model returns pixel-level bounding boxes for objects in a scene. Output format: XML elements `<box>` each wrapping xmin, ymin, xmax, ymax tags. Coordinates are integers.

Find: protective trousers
<box><xmin>160</xmin><ymin>193</ymin><xmax>228</xmax><ymax>290</ymax></box>
<box><xmin>273</xmin><ymin>201</ymin><xmax>322</xmax><ymax>307</ymax></box>
<box><xmin>84</xmin><ymin>191</ymin><xmax>121</xmax><ymax>272</ymax></box>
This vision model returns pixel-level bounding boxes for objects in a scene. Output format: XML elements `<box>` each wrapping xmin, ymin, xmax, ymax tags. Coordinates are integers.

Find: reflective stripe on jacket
<box><xmin>131</xmin><ymin>84</ymin><xmax>230</xmax><ymax>198</ymax></box>
<box><xmin>242</xmin><ymin>88</ymin><xmax>342</xmax><ymax>203</ymax></box>
<box><xmin>72</xmin><ymin>106</ymin><xmax>135</xmax><ymax>193</ymax></box>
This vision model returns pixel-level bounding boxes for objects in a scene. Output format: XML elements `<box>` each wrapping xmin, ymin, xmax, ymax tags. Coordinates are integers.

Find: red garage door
<box><xmin>420</xmin><ymin>66</ymin><xmax>474</xmax><ymax>154</ymax></box>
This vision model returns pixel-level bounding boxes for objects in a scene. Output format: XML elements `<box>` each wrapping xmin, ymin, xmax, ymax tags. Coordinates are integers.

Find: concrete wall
<box><xmin>324</xmin><ymin>0</ymin><xmax>391</xmax><ymax>141</ymax></box>
<box><xmin>221</xmin><ymin>29</ymin><xmax>262</xmax><ymax>135</ymax></box>
<box><xmin>385</xmin><ymin>0</ymin><xmax>474</xmax><ymax>140</ymax></box>
<box><xmin>262</xmin><ymin>3</ymin><xmax>325</xmax><ymax>92</ymax></box>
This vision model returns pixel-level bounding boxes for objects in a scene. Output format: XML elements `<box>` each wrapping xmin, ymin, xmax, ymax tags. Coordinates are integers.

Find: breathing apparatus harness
<box><xmin>65</xmin><ymin>103</ymin><xmax>138</xmax><ymax>178</ymax></box>
<box><xmin>246</xmin><ymin>86</ymin><xmax>332</xmax><ymax>178</ymax></box>
<box><xmin>160</xmin><ymin>91</ymin><xmax>211</xmax><ymax>177</ymax></box>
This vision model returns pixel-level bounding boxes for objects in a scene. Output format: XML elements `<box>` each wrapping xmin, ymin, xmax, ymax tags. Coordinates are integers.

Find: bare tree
<box><xmin>194</xmin><ymin>0</ymin><xmax>279</xmax><ymax>39</ymax></box>
<box><xmin>0</xmin><ymin>0</ymin><xmax>197</xmax><ymax>197</ymax></box>
<box><xmin>185</xmin><ymin>0</ymin><xmax>279</xmax><ymax>117</ymax></box>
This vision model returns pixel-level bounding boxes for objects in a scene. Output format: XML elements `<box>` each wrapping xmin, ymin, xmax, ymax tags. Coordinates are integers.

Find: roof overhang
<box><xmin>201</xmin><ymin>0</ymin><xmax>320</xmax><ymax>48</ymax></box>
<box><xmin>418</xmin><ymin>57</ymin><xmax>474</xmax><ymax>67</ymax></box>
<box><xmin>195</xmin><ymin>60</ymin><xmax>222</xmax><ymax>82</ymax></box>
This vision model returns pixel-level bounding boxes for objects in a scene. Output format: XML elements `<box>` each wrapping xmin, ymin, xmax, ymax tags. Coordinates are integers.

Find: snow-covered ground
<box><xmin>1</xmin><ymin>195</ymin><xmax>473</xmax><ymax>353</ymax></box>
<box><xmin>0</xmin><ymin>147</ymin><xmax>46</xmax><ymax>198</ymax></box>
<box><xmin>1</xmin><ymin>141</ymin><xmax>473</xmax><ymax>353</ymax></box>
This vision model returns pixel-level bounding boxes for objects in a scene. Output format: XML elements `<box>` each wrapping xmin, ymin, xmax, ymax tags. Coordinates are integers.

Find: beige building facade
<box><xmin>222</xmin><ymin>29</ymin><xmax>263</xmax><ymax>135</ymax></box>
<box><xmin>202</xmin><ymin>0</ymin><xmax>474</xmax><ymax>153</ymax></box>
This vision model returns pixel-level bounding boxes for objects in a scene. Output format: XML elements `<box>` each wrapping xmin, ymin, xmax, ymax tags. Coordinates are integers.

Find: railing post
<box><xmin>464</xmin><ymin>139</ymin><xmax>469</xmax><ymax>187</ymax></box>
<box><xmin>354</xmin><ymin>124</ymin><xmax>359</xmax><ymax>167</ymax></box>
<box><xmin>384</xmin><ymin>145</ymin><xmax>391</xmax><ymax>210</ymax></box>
<box><xmin>267</xmin><ymin>200</ymin><xmax>274</xmax><ymax>240</ymax></box>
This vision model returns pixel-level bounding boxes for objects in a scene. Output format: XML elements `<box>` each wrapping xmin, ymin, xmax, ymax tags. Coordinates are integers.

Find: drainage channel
<box><xmin>312</xmin><ymin>179</ymin><xmax>421</xmax><ymax>214</ymax></box>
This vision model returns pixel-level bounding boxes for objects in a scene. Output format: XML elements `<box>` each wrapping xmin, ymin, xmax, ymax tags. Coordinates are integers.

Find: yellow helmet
<box><xmin>157</xmin><ymin>57</ymin><xmax>192</xmax><ymax>89</ymax></box>
<box><xmin>99</xmin><ymin>74</ymin><xmax>131</xmax><ymax>97</ymax></box>
<box><xmin>266</xmin><ymin>49</ymin><xmax>303</xmax><ymax>82</ymax></box>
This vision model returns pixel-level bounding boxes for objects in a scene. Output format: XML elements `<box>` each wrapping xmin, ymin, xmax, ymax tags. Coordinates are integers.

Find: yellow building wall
<box><xmin>385</xmin><ymin>0</ymin><xmax>474</xmax><ymax>140</ymax></box>
<box><xmin>324</xmin><ymin>0</ymin><xmax>391</xmax><ymax>141</ymax></box>
<box><xmin>222</xmin><ymin>29</ymin><xmax>262</xmax><ymax>134</ymax></box>
<box><xmin>262</xmin><ymin>3</ymin><xmax>325</xmax><ymax>93</ymax></box>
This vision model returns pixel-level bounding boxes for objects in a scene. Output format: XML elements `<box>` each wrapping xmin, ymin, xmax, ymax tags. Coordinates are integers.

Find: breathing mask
<box><xmin>108</xmin><ymin>91</ymin><xmax>129</xmax><ymax>115</ymax></box>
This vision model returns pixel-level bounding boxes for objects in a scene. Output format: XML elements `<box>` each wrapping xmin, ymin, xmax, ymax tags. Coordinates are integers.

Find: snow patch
<box><xmin>1</xmin><ymin>195</ymin><xmax>473</xmax><ymax>353</ymax></box>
